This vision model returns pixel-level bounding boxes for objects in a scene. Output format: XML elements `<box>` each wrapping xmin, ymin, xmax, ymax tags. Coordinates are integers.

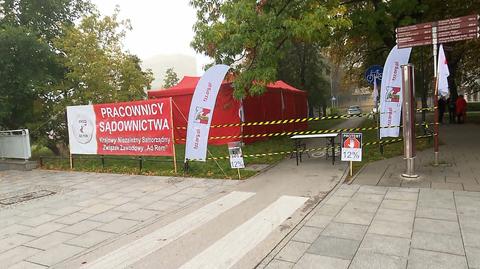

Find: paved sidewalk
<box><xmin>0</xmin><ymin>170</ymin><xmax>239</xmax><ymax>268</ymax></box>
<box><xmin>353</xmin><ymin>123</ymin><xmax>480</xmax><ymax>191</ymax></box>
<box><xmin>260</xmin><ymin>183</ymin><xmax>480</xmax><ymax>269</ymax></box>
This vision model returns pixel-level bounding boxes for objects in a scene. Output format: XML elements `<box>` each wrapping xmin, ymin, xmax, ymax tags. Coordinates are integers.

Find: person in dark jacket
<box><xmin>447</xmin><ymin>97</ymin><xmax>456</xmax><ymax>123</ymax></box>
<box><xmin>456</xmin><ymin>95</ymin><xmax>467</xmax><ymax>124</ymax></box>
<box><xmin>438</xmin><ymin>96</ymin><xmax>446</xmax><ymax>123</ymax></box>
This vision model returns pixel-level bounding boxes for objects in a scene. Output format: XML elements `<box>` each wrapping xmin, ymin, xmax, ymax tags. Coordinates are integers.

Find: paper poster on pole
<box><xmin>67</xmin><ymin>98</ymin><xmax>174</xmax><ymax>156</ymax></box>
<box><xmin>228</xmin><ymin>142</ymin><xmax>245</xmax><ymax>169</ymax></box>
<box><xmin>341</xmin><ymin>133</ymin><xmax>362</xmax><ymax>162</ymax></box>
<box><xmin>380</xmin><ymin>45</ymin><xmax>412</xmax><ymax>138</ymax></box>
<box><xmin>185</xmin><ymin>64</ymin><xmax>230</xmax><ymax>162</ymax></box>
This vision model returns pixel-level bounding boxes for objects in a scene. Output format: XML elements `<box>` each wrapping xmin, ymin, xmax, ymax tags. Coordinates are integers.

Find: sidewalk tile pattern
<box><xmin>0</xmin><ymin>170</ymin><xmax>239</xmax><ymax>268</ymax></box>
<box><xmin>264</xmin><ymin>184</ymin><xmax>478</xmax><ymax>269</ymax></box>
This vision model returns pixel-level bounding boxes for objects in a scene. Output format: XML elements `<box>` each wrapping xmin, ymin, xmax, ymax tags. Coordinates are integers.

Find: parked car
<box><xmin>347</xmin><ymin>105</ymin><xmax>362</xmax><ymax>115</ymax></box>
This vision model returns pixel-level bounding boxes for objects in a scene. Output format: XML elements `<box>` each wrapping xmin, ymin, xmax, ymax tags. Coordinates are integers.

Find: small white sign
<box><xmin>341</xmin><ymin>133</ymin><xmax>363</xmax><ymax>162</ymax></box>
<box><xmin>228</xmin><ymin>142</ymin><xmax>245</xmax><ymax>169</ymax></box>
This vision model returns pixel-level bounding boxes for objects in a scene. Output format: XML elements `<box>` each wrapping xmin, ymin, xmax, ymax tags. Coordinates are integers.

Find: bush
<box><xmin>327</xmin><ymin>107</ymin><xmax>340</xmax><ymax>116</ymax></box>
<box><xmin>468</xmin><ymin>102</ymin><xmax>480</xmax><ymax>111</ymax></box>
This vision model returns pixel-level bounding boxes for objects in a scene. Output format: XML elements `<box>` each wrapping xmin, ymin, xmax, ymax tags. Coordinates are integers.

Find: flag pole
<box><xmin>170</xmin><ymin>98</ymin><xmax>178</xmax><ymax>174</ymax></box>
<box><xmin>432</xmin><ymin>25</ymin><xmax>440</xmax><ymax>166</ymax></box>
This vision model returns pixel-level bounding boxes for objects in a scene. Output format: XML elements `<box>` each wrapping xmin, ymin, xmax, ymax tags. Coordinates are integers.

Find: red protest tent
<box><xmin>147</xmin><ymin>76</ymin><xmax>308</xmax><ymax>145</ymax></box>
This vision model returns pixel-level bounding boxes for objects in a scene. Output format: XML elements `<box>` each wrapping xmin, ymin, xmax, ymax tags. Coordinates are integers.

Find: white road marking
<box><xmin>81</xmin><ymin>191</ymin><xmax>255</xmax><ymax>269</ymax></box>
<box><xmin>179</xmin><ymin>195</ymin><xmax>308</xmax><ymax>269</ymax></box>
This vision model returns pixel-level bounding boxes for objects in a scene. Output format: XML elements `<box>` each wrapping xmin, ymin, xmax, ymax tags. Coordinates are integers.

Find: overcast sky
<box><xmin>91</xmin><ymin>0</ymin><xmax>209</xmax><ymax>74</ymax></box>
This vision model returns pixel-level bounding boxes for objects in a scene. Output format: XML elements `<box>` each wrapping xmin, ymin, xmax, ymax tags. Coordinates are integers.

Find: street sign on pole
<box><xmin>395</xmin><ymin>14</ymin><xmax>479</xmax><ymax>166</ymax></box>
<box><xmin>364</xmin><ymin>65</ymin><xmax>383</xmax><ymax>85</ymax></box>
<box><xmin>396</xmin><ymin>14</ymin><xmax>479</xmax><ymax>49</ymax></box>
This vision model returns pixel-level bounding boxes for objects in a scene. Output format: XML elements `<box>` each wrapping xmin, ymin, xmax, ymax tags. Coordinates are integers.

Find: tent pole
<box><xmin>170</xmin><ymin>98</ymin><xmax>177</xmax><ymax>174</ymax></box>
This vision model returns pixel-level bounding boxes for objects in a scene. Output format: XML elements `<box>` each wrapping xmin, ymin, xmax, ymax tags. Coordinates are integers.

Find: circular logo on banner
<box><xmin>72</xmin><ymin>115</ymin><xmax>94</xmax><ymax>144</ymax></box>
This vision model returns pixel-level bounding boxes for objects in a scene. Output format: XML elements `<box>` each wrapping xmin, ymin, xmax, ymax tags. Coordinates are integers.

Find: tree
<box><xmin>0</xmin><ymin>0</ymin><xmax>91</xmax><ymax>130</ymax></box>
<box><xmin>190</xmin><ymin>0</ymin><xmax>350</xmax><ymax>99</ymax></box>
<box><xmin>277</xmin><ymin>42</ymin><xmax>330</xmax><ymax>115</ymax></box>
<box><xmin>336</xmin><ymin>0</ymin><xmax>480</xmax><ymax>100</ymax></box>
<box><xmin>0</xmin><ymin>26</ymin><xmax>59</xmax><ymax>129</ymax></box>
<box><xmin>34</xmin><ymin>10</ymin><xmax>153</xmax><ymax>154</ymax></box>
<box><xmin>163</xmin><ymin>67</ymin><xmax>179</xmax><ymax>88</ymax></box>
<box><xmin>1</xmin><ymin>0</ymin><xmax>92</xmax><ymax>42</ymax></box>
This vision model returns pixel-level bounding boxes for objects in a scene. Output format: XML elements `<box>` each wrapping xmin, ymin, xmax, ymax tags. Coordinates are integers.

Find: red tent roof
<box><xmin>147</xmin><ymin>76</ymin><xmax>306</xmax><ymax>98</ymax></box>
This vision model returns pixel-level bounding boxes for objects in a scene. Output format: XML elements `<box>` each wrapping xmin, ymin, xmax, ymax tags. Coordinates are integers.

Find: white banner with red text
<box><xmin>185</xmin><ymin>64</ymin><xmax>230</xmax><ymax>162</ymax></box>
<box><xmin>67</xmin><ymin>98</ymin><xmax>174</xmax><ymax>156</ymax></box>
<box><xmin>380</xmin><ymin>45</ymin><xmax>412</xmax><ymax>138</ymax></box>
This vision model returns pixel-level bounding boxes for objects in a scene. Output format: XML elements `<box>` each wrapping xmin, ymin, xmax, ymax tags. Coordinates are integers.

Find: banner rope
<box><xmin>175</xmin><ymin>122</ymin><xmax>435</xmax><ymax>141</ymax></box>
<box><xmin>176</xmin><ymin>107</ymin><xmax>436</xmax><ymax>130</ymax></box>
<box><xmin>206</xmin><ymin>134</ymin><xmax>433</xmax><ymax>160</ymax></box>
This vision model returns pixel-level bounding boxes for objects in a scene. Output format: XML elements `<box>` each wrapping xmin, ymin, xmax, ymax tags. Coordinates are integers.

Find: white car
<box><xmin>347</xmin><ymin>105</ymin><xmax>362</xmax><ymax>115</ymax></box>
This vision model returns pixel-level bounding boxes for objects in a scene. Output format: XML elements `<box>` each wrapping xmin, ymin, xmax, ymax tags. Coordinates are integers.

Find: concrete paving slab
<box><xmin>88</xmin><ymin>211</ymin><xmax>124</xmax><ymax>223</ymax></box>
<box><xmin>19</xmin><ymin>222</ymin><xmax>66</xmax><ymax>237</ymax></box>
<box><xmin>0</xmin><ymin>233</ymin><xmax>35</xmax><ymax>253</ymax></box>
<box><xmin>411</xmin><ymin>231</ymin><xmax>465</xmax><ymax>255</ymax></box>
<box><xmin>359</xmin><ymin>233</ymin><xmax>410</xmax><ymax>258</ymax></box>
<box><xmin>307</xmin><ymin>236</ymin><xmax>360</xmax><ymax>260</ymax></box>
<box><xmin>407</xmin><ymin>249</ymin><xmax>467</xmax><ymax>269</ymax></box>
<box><xmin>415</xmin><ymin>206</ymin><xmax>458</xmax><ymax>221</ymax></box>
<box><xmin>321</xmin><ymin>222</ymin><xmax>367</xmax><ymax>241</ymax></box>
<box><xmin>334</xmin><ymin>210</ymin><xmax>375</xmax><ymax>226</ymax></box>
<box><xmin>385</xmin><ymin>190</ymin><xmax>418</xmax><ymax>201</ymax></box>
<box><xmin>0</xmin><ymin>246</ymin><xmax>41</xmax><ymax>268</ymax></box>
<box><xmin>313</xmin><ymin>204</ymin><xmax>343</xmax><ymax>217</ymax></box>
<box><xmin>60</xmin><ymin>220</ymin><xmax>103</xmax><ymax>235</ymax></box>
<box><xmin>294</xmin><ymin>253</ymin><xmax>350</xmax><ymax>269</ymax></box>
<box><xmin>96</xmin><ymin>218</ymin><xmax>139</xmax><ymax>234</ymax></box>
<box><xmin>54</xmin><ymin>212</ymin><xmax>92</xmax><ymax>225</ymax></box>
<box><xmin>292</xmin><ymin>226</ymin><xmax>322</xmax><ymax>244</ymax></box>
<box><xmin>265</xmin><ymin>259</ymin><xmax>295</xmax><ymax>269</ymax></box>
<box><xmin>380</xmin><ymin>199</ymin><xmax>417</xmax><ymax>211</ymax></box>
<box><xmin>368</xmin><ymin>220</ymin><xmax>412</xmax><ymax>238</ymax></box>
<box><xmin>304</xmin><ymin>214</ymin><xmax>333</xmax><ymax>229</ymax></box>
<box><xmin>349</xmin><ymin>251</ymin><xmax>407</xmax><ymax>269</ymax></box>
<box><xmin>276</xmin><ymin>241</ymin><xmax>311</xmax><ymax>263</ymax></box>
<box><xmin>465</xmin><ymin>247</ymin><xmax>480</xmax><ymax>269</ymax></box>
<box><xmin>66</xmin><ymin>230</ymin><xmax>116</xmax><ymax>248</ymax></box>
<box><xmin>413</xmin><ymin>218</ymin><xmax>461</xmax><ymax>236</ymax></box>
<box><xmin>374</xmin><ymin>208</ymin><xmax>415</xmax><ymax>224</ymax></box>
<box><xmin>23</xmin><ymin>231</ymin><xmax>75</xmax><ymax>250</ymax></box>
<box><xmin>26</xmin><ymin>243</ymin><xmax>85</xmax><ymax>267</ymax></box>
<box><xmin>8</xmin><ymin>261</ymin><xmax>47</xmax><ymax>269</ymax></box>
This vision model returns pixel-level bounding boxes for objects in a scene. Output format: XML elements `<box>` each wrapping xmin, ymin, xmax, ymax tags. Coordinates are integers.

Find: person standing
<box><xmin>455</xmin><ymin>95</ymin><xmax>467</xmax><ymax>124</ymax></box>
<box><xmin>438</xmin><ymin>97</ymin><xmax>446</xmax><ymax>123</ymax></box>
<box><xmin>447</xmin><ymin>97</ymin><xmax>456</xmax><ymax>123</ymax></box>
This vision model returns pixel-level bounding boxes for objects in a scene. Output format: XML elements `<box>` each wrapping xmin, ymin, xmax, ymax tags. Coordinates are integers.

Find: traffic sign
<box><xmin>438</xmin><ymin>32</ymin><xmax>479</xmax><ymax>43</ymax></box>
<box><xmin>396</xmin><ymin>22</ymin><xmax>433</xmax><ymax>33</ymax></box>
<box><xmin>364</xmin><ymin>65</ymin><xmax>383</xmax><ymax>85</ymax></box>
<box><xmin>438</xmin><ymin>14</ymin><xmax>479</xmax><ymax>26</ymax></box>
<box><xmin>396</xmin><ymin>14</ymin><xmax>479</xmax><ymax>48</ymax></box>
<box><xmin>396</xmin><ymin>28</ymin><xmax>432</xmax><ymax>38</ymax></box>
<box><xmin>341</xmin><ymin>133</ymin><xmax>362</xmax><ymax>162</ymax></box>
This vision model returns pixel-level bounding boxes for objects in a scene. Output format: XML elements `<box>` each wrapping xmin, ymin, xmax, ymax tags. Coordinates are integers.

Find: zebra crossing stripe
<box><xmin>179</xmin><ymin>195</ymin><xmax>308</xmax><ymax>269</ymax></box>
<box><xmin>81</xmin><ymin>191</ymin><xmax>256</xmax><ymax>269</ymax></box>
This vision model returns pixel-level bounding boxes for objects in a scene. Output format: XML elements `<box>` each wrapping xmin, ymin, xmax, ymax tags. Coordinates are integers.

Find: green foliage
<box><xmin>277</xmin><ymin>42</ymin><xmax>330</xmax><ymax>112</ymax></box>
<box><xmin>0</xmin><ymin>25</ymin><xmax>58</xmax><ymax>129</ymax></box>
<box><xmin>190</xmin><ymin>0</ymin><xmax>350</xmax><ymax>98</ymax></box>
<box><xmin>32</xmin><ymin>10</ymin><xmax>153</xmax><ymax>153</ymax></box>
<box><xmin>0</xmin><ymin>1</ymin><xmax>153</xmax><ymax>153</ymax></box>
<box><xmin>0</xmin><ymin>0</ymin><xmax>92</xmax><ymax>42</ymax></box>
<box><xmin>163</xmin><ymin>67</ymin><xmax>179</xmax><ymax>88</ymax></box>
<box><xmin>337</xmin><ymin>0</ymin><xmax>480</xmax><ymax>98</ymax></box>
